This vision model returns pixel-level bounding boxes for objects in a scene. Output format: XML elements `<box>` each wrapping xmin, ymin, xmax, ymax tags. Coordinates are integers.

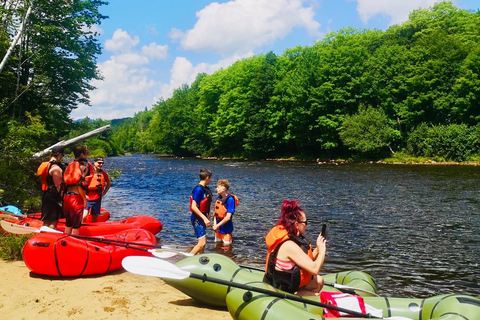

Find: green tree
<box><xmin>339</xmin><ymin>105</ymin><xmax>399</xmax><ymax>155</ymax></box>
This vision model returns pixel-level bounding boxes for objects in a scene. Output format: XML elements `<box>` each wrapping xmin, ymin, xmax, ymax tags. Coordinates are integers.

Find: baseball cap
<box><xmin>51</xmin><ymin>146</ymin><xmax>65</xmax><ymax>155</ymax></box>
<box><xmin>94</xmin><ymin>157</ymin><xmax>104</xmax><ymax>163</ymax></box>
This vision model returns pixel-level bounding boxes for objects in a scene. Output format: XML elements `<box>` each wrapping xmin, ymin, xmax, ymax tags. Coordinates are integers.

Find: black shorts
<box><xmin>41</xmin><ymin>190</ymin><xmax>62</xmax><ymax>222</ymax></box>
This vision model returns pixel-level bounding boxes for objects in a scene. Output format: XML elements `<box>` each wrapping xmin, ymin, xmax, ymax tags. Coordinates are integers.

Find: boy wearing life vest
<box><xmin>85</xmin><ymin>157</ymin><xmax>111</xmax><ymax>222</ymax></box>
<box><xmin>63</xmin><ymin>145</ymin><xmax>92</xmax><ymax>235</ymax></box>
<box><xmin>189</xmin><ymin>168</ymin><xmax>213</xmax><ymax>255</ymax></box>
<box><xmin>213</xmin><ymin>179</ymin><xmax>238</xmax><ymax>246</ymax></box>
<box><xmin>37</xmin><ymin>146</ymin><xmax>65</xmax><ymax>228</ymax></box>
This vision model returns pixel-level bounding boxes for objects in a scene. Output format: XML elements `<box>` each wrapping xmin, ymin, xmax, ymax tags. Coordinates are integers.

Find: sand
<box><xmin>0</xmin><ymin>259</ymin><xmax>231</xmax><ymax>320</ymax></box>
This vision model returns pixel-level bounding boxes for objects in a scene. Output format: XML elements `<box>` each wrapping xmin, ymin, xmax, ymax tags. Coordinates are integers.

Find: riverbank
<box><xmin>0</xmin><ymin>259</ymin><xmax>231</xmax><ymax>320</ymax></box>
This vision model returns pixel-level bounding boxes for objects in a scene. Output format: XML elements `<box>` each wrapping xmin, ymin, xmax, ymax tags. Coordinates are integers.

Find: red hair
<box><xmin>277</xmin><ymin>199</ymin><xmax>304</xmax><ymax>234</ymax></box>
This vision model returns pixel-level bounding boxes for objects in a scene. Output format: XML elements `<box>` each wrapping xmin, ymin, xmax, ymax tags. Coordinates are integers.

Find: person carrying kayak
<box><xmin>264</xmin><ymin>199</ymin><xmax>326</xmax><ymax>296</ymax></box>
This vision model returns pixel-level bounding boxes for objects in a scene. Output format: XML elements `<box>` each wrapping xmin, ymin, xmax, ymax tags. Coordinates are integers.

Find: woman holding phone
<box><xmin>263</xmin><ymin>199</ymin><xmax>327</xmax><ymax>296</ymax></box>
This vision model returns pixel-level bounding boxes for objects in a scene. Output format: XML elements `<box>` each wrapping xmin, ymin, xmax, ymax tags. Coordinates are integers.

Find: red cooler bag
<box><xmin>320</xmin><ymin>292</ymin><xmax>366</xmax><ymax>318</ymax></box>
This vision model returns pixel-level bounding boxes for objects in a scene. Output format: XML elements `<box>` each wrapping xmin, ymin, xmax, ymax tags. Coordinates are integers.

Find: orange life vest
<box><xmin>37</xmin><ymin>162</ymin><xmax>52</xmax><ymax>191</ymax></box>
<box><xmin>214</xmin><ymin>194</ymin><xmax>239</xmax><ymax>219</ymax></box>
<box><xmin>87</xmin><ymin>170</ymin><xmax>106</xmax><ymax>191</ymax></box>
<box><xmin>264</xmin><ymin>225</ymin><xmax>314</xmax><ymax>293</ymax></box>
<box><xmin>63</xmin><ymin>159</ymin><xmax>93</xmax><ymax>190</ymax></box>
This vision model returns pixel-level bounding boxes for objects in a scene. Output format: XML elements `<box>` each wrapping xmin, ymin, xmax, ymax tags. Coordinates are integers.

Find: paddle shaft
<box><xmin>189</xmin><ymin>272</ymin><xmax>379</xmax><ymax>318</ymax></box>
<box><xmin>238</xmin><ymin>264</ymin><xmax>368</xmax><ymax>296</ymax></box>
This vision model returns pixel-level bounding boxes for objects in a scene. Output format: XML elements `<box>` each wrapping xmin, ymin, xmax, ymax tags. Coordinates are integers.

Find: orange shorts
<box><xmin>214</xmin><ymin>232</ymin><xmax>232</xmax><ymax>244</ymax></box>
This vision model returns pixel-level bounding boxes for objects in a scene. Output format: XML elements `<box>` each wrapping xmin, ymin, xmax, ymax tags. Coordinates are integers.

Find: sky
<box><xmin>71</xmin><ymin>0</ymin><xmax>480</xmax><ymax>120</ymax></box>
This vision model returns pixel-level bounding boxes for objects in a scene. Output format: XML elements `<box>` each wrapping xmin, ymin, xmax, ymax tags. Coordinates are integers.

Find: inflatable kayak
<box><xmin>122</xmin><ymin>254</ymin><xmax>480</xmax><ymax>320</ymax></box>
<box><xmin>28</xmin><ymin>207</ymin><xmax>111</xmax><ymax>224</ymax></box>
<box><xmin>3</xmin><ymin>215</ymin><xmax>162</xmax><ymax>236</ymax></box>
<box><xmin>23</xmin><ymin>229</ymin><xmax>157</xmax><ymax>277</ymax></box>
<box><xmin>2</xmin><ymin>208</ymin><xmax>111</xmax><ymax>229</ymax></box>
<box><xmin>226</xmin><ymin>282</ymin><xmax>480</xmax><ymax>320</ymax></box>
<box><xmin>161</xmin><ymin>253</ymin><xmax>378</xmax><ymax>308</ymax></box>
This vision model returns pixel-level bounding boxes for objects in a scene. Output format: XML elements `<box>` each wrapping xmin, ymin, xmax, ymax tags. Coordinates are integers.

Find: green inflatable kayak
<box><xmin>162</xmin><ymin>253</ymin><xmax>377</xmax><ymax>307</ymax></box>
<box><xmin>226</xmin><ymin>282</ymin><xmax>480</xmax><ymax>320</ymax></box>
<box><xmin>122</xmin><ymin>253</ymin><xmax>479</xmax><ymax>319</ymax></box>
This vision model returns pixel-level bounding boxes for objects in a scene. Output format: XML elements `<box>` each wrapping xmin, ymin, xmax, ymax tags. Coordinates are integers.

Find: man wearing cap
<box><xmin>38</xmin><ymin>146</ymin><xmax>65</xmax><ymax>228</ymax></box>
<box><xmin>85</xmin><ymin>157</ymin><xmax>111</xmax><ymax>222</ymax></box>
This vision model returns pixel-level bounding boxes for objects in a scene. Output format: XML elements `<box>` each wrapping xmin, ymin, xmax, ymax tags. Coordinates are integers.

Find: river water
<box><xmin>102</xmin><ymin>154</ymin><xmax>479</xmax><ymax>298</ymax></box>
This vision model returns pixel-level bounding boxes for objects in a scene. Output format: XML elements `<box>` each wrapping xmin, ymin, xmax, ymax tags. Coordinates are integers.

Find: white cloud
<box><xmin>72</xmin><ymin>30</ymin><xmax>170</xmax><ymax>120</ymax></box>
<box><xmin>172</xmin><ymin>0</ymin><xmax>321</xmax><ymax>56</ymax></box>
<box><xmin>156</xmin><ymin>53</ymin><xmax>251</xmax><ymax>104</ymax></box>
<box><xmin>352</xmin><ymin>0</ymin><xmax>440</xmax><ymax>25</ymax></box>
<box><xmin>141</xmin><ymin>43</ymin><xmax>168</xmax><ymax>60</ymax></box>
<box><xmin>104</xmin><ymin>29</ymin><xmax>140</xmax><ymax>52</ymax></box>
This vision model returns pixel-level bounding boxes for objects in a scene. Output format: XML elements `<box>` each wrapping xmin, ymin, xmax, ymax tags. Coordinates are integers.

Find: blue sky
<box><xmin>71</xmin><ymin>0</ymin><xmax>480</xmax><ymax>120</ymax></box>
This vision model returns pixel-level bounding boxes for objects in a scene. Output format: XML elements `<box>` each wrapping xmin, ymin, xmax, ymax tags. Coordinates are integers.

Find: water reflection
<box><xmin>102</xmin><ymin>154</ymin><xmax>480</xmax><ymax>298</ymax></box>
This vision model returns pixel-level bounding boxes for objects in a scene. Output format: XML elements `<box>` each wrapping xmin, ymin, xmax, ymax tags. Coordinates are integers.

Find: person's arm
<box><xmin>213</xmin><ymin>196</ymin><xmax>234</xmax><ymax>230</ymax></box>
<box><xmin>50</xmin><ymin>166</ymin><xmax>63</xmax><ymax>193</ymax></box>
<box><xmin>102</xmin><ymin>172</ymin><xmax>111</xmax><ymax>196</ymax></box>
<box><xmin>190</xmin><ymin>196</ymin><xmax>211</xmax><ymax>227</ymax></box>
<box><xmin>284</xmin><ymin>234</ymin><xmax>326</xmax><ymax>275</ymax></box>
<box><xmin>213</xmin><ymin>212</ymin><xmax>231</xmax><ymax>230</ymax></box>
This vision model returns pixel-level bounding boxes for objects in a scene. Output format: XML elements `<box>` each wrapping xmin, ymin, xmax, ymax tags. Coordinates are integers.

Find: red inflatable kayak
<box><xmin>5</xmin><ymin>215</ymin><xmax>162</xmax><ymax>236</ymax></box>
<box><xmin>55</xmin><ymin>215</ymin><xmax>163</xmax><ymax>236</ymax></box>
<box><xmin>23</xmin><ymin>228</ymin><xmax>157</xmax><ymax>276</ymax></box>
<box><xmin>27</xmin><ymin>207</ymin><xmax>111</xmax><ymax>224</ymax></box>
<box><xmin>7</xmin><ymin>208</ymin><xmax>111</xmax><ymax>230</ymax></box>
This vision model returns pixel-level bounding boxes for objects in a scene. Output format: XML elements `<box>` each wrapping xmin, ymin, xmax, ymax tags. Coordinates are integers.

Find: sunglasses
<box><xmin>297</xmin><ymin>219</ymin><xmax>308</xmax><ymax>226</ymax></box>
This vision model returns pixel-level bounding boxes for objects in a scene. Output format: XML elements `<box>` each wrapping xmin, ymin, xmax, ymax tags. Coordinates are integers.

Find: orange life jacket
<box><xmin>214</xmin><ymin>194</ymin><xmax>239</xmax><ymax>219</ymax></box>
<box><xmin>37</xmin><ymin>162</ymin><xmax>52</xmax><ymax>191</ymax></box>
<box><xmin>189</xmin><ymin>185</ymin><xmax>212</xmax><ymax>215</ymax></box>
<box><xmin>264</xmin><ymin>225</ymin><xmax>314</xmax><ymax>293</ymax></box>
<box><xmin>87</xmin><ymin>170</ymin><xmax>106</xmax><ymax>191</ymax></box>
<box><xmin>63</xmin><ymin>159</ymin><xmax>93</xmax><ymax>190</ymax></box>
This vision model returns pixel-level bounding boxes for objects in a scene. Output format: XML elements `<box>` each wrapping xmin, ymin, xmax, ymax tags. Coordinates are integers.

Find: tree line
<box><xmin>111</xmin><ymin>2</ymin><xmax>480</xmax><ymax>161</ymax></box>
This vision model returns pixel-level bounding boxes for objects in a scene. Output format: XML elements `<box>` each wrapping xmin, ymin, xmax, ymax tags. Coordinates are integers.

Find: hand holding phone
<box><xmin>321</xmin><ymin>224</ymin><xmax>327</xmax><ymax>239</ymax></box>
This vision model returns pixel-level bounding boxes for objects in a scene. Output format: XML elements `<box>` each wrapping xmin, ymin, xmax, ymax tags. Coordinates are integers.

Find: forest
<box><xmin>1</xmin><ymin>1</ymin><xmax>480</xmax><ymax>210</ymax></box>
<box><xmin>110</xmin><ymin>2</ymin><xmax>480</xmax><ymax>161</ymax></box>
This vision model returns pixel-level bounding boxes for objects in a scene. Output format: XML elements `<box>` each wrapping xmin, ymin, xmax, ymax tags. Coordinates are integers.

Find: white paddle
<box><xmin>121</xmin><ymin>256</ymin><xmax>411</xmax><ymax>320</ymax></box>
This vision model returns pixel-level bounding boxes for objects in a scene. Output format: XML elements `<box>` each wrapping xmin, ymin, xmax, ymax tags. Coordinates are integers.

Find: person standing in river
<box><xmin>189</xmin><ymin>168</ymin><xmax>213</xmax><ymax>255</ymax></box>
<box><xmin>212</xmin><ymin>179</ymin><xmax>238</xmax><ymax>247</ymax></box>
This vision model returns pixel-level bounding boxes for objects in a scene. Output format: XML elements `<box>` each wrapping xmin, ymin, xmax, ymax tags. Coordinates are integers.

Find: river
<box><xmin>101</xmin><ymin>154</ymin><xmax>479</xmax><ymax>298</ymax></box>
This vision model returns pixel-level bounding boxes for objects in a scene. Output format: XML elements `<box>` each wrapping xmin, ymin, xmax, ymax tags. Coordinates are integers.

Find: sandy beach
<box><xmin>0</xmin><ymin>259</ymin><xmax>231</xmax><ymax>320</ymax></box>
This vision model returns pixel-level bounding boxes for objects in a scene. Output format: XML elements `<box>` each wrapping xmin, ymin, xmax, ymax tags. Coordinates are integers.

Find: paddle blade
<box><xmin>39</xmin><ymin>226</ymin><xmax>62</xmax><ymax>233</ymax></box>
<box><xmin>0</xmin><ymin>220</ymin><xmax>40</xmax><ymax>234</ymax></box>
<box><xmin>149</xmin><ymin>249</ymin><xmax>178</xmax><ymax>259</ymax></box>
<box><xmin>122</xmin><ymin>256</ymin><xmax>190</xmax><ymax>280</ymax></box>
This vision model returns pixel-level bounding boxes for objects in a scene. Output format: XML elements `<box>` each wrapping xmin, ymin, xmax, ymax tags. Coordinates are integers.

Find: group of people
<box><xmin>38</xmin><ymin>145</ymin><xmax>111</xmax><ymax>235</ymax></box>
<box><xmin>189</xmin><ymin>168</ymin><xmax>327</xmax><ymax>296</ymax></box>
<box><xmin>189</xmin><ymin>168</ymin><xmax>237</xmax><ymax>255</ymax></box>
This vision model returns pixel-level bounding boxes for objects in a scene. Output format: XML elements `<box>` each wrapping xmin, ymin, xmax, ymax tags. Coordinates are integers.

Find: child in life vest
<box><xmin>213</xmin><ymin>179</ymin><xmax>238</xmax><ymax>246</ymax></box>
<box><xmin>189</xmin><ymin>168</ymin><xmax>213</xmax><ymax>255</ymax></box>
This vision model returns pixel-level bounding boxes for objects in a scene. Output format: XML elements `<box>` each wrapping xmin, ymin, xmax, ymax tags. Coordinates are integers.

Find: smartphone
<box><xmin>321</xmin><ymin>224</ymin><xmax>327</xmax><ymax>238</ymax></box>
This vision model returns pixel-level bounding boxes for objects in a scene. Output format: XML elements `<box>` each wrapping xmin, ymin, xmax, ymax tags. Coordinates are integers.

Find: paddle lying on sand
<box><xmin>122</xmin><ymin>256</ymin><xmax>411</xmax><ymax>320</ymax></box>
<box><xmin>0</xmin><ymin>221</ymin><xmax>178</xmax><ymax>257</ymax></box>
